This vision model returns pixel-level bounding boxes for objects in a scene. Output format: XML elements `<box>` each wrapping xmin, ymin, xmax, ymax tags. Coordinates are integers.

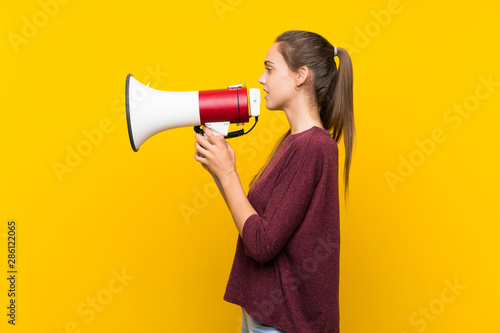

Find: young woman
<box><xmin>194</xmin><ymin>30</ymin><xmax>355</xmax><ymax>333</ymax></box>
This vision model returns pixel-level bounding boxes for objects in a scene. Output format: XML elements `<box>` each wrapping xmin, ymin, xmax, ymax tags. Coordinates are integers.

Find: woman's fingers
<box><xmin>194</xmin><ymin>141</ymin><xmax>211</xmax><ymax>159</ymax></box>
<box><xmin>194</xmin><ymin>133</ymin><xmax>213</xmax><ymax>151</ymax></box>
<box><xmin>202</xmin><ymin>126</ymin><xmax>225</xmax><ymax>146</ymax></box>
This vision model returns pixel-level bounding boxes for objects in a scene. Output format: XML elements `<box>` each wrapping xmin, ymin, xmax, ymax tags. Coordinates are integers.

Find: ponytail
<box><xmin>323</xmin><ymin>46</ymin><xmax>355</xmax><ymax>203</ymax></box>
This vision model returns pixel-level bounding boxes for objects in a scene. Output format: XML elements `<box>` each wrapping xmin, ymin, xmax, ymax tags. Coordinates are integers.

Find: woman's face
<box><xmin>258</xmin><ymin>42</ymin><xmax>297</xmax><ymax>111</ymax></box>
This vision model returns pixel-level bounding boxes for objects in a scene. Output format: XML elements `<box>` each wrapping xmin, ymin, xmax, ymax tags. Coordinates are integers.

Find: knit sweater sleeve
<box><xmin>241</xmin><ymin>134</ymin><xmax>324</xmax><ymax>264</ymax></box>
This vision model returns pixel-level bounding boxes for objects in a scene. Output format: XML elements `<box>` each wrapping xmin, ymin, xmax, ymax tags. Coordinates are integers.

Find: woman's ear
<box><xmin>296</xmin><ymin>66</ymin><xmax>310</xmax><ymax>88</ymax></box>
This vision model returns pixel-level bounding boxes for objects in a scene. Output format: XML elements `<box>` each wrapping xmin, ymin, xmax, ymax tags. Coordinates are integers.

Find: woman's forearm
<box><xmin>211</xmin><ymin>173</ymin><xmax>228</xmax><ymax>206</ymax></box>
<box><xmin>219</xmin><ymin>171</ymin><xmax>258</xmax><ymax>235</ymax></box>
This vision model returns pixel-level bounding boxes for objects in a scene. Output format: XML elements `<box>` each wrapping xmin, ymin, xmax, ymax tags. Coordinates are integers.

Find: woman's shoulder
<box><xmin>287</xmin><ymin>126</ymin><xmax>338</xmax><ymax>155</ymax></box>
<box><xmin>273</xmin><ymin>127</ymin><xmax>337</xmax><ymax>175</ymax></box>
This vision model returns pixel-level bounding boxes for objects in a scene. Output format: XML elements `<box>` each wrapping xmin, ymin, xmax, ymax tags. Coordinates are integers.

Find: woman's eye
<box><xmin>266</xmin><ymin>67</ymin><xmax>272</xmax><ymax>72</ymax></box>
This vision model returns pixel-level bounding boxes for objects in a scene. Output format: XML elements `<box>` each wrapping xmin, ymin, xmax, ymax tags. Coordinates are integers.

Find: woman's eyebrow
<box><xmin>264</xmin><ymin>60</ymin><xmax>275</xmax><ymax>66</ymax></box>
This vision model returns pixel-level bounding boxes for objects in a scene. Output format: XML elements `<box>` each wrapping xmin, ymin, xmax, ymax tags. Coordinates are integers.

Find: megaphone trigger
<box><xmin>204</xmin><ymin>122</ymin><xmax>230</xmax><ymax>136</ymax></box>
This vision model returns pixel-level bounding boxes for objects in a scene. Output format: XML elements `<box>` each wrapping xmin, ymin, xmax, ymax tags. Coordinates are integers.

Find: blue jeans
<box><xmin>241</xmin><ymin>307</ymin><xmax>284</xmax><ymax>333</ymax></box>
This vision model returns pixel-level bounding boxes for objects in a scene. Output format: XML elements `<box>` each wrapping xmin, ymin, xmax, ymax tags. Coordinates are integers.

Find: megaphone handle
<box><xmin>193</xmin><ymin>116</ymin><xmax>258</xmax><ymax>140</ymax></box>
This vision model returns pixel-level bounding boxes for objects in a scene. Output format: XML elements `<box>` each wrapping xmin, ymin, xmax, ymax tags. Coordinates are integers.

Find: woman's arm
<box><xmin>210</xmin><ymin>172</ymin><xmax>228</xmax><ymax>206</ymax></box>
<box><xmin>194</xmin><ymin>127</ymin><xmax>257</xmax><ymax>235</ymax></box>
<box><xmin>218</xmin><ymin>170</ymin><xmax>257</xmax><ymax>235</ymax></box>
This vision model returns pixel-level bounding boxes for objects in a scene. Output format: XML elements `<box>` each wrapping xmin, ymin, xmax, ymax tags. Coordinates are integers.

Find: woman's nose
<box><xmin>258</xmin><ymin>73</ymin><xmax>265</xmax><ymax>85</ymax></box>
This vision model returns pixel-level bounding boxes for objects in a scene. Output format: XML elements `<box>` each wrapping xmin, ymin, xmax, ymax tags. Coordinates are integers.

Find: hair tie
<box><xmin>333</xmin><ymin>45</ymin><xmax>337</xmax><ymax>57</ymax></box>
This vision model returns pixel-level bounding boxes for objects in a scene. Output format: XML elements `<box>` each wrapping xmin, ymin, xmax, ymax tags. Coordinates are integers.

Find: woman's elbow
<box><xmin>244</xmin><ymin>246</ymin><xmax>278</xmax><ymax>264</ymax></box>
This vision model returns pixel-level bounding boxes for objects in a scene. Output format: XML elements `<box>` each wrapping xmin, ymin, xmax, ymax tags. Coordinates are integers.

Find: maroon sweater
<box><xmin>224</xmin><ymin>126</ymin><xmax>340</xmax><ymax>333</ymax></box>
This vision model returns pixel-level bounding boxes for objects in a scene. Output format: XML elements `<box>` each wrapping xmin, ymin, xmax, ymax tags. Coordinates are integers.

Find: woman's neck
<box><xmin>283</xmin><ymin>95</ymin><xmax>324</xmax><ymax>135</ymax></box>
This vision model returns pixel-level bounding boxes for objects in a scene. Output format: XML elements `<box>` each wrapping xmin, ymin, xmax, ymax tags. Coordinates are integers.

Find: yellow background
<box><xmin>1</xmin><ymin>0</ymin><xmax>499</xmax><ymax>332</ymax></box>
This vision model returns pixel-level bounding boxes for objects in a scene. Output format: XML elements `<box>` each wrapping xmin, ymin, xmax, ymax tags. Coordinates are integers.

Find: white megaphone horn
<box><xmin>125</xmin><ymin>74</ymin><xmax>261</xmax><ymax>152</ymax></box>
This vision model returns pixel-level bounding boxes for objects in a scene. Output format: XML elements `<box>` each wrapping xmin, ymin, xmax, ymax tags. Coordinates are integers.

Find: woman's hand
<box><xmin>194</xmin><ymin>126</ymin><xmax>236</xmax><ymax>179</ymax></box>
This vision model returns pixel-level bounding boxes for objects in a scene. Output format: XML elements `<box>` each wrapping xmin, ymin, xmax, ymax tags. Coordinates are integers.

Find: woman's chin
<box><xmin>265</xmin><ymin>100</ymin><xmax>279</xmax><ymax>111</ymax></box>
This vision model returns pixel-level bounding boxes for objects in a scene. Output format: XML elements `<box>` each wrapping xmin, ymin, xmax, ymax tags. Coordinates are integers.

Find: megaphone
<box><xmin>125</xmin><ymin>74</ymin><xmax>261</xmax><ymax>152</ymax></box>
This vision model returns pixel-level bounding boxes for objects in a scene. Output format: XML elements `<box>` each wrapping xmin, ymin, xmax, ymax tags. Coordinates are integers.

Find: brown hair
<box><xmin>248</xmin><ymin>30</ymin><xmax>356</xmax><ymax>204</ymax></box>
